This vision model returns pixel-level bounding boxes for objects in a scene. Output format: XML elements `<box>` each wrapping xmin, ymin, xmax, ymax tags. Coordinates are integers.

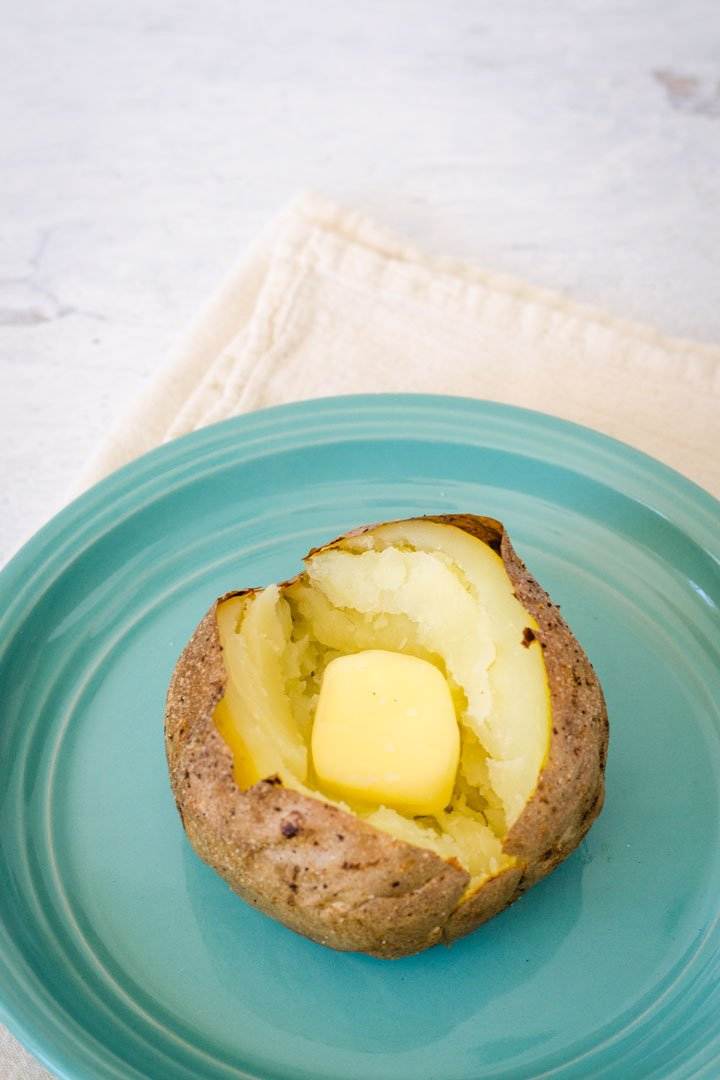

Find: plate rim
<box><xmin>2</xmin><ymin>395</ymin><xmax>719</xmax><ymax>594</ymax></box>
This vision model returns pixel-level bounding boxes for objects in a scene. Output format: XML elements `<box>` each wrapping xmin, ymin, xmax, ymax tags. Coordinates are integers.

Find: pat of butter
<box><xmin>311</xmin><ymin>650</ymin><xmax>459</xmax><ymax>815</ymax></box>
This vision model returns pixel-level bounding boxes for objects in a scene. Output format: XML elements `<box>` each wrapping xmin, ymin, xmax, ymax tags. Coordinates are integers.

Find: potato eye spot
<box><xmin>280</xmin><ymin>816</ymin><xmax>302</xmax><ymax>838</ymax></box>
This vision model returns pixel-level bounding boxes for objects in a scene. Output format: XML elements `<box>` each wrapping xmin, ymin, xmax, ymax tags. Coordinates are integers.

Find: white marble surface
<box><xmin>1</xmin><ymin>2</ymin><xmax>719</xmax><ymax>1076</ymax></box>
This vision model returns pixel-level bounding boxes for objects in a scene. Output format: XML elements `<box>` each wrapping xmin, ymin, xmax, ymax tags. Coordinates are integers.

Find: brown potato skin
<box><xmin>165</xmin><ymin>516</ymin><xmax>608</xmax><ymax>958</ymax></box>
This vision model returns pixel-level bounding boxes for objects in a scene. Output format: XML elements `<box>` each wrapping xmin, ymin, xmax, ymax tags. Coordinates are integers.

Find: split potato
<box><xmin>165</xmin><ymin>515</ymin><xmax>608</xmax><ymax>958</ymax></box>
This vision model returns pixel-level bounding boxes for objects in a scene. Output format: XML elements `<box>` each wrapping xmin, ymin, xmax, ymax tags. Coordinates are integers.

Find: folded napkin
<box><xmin>0</xmin><ymin>1040</ymin><xmax>51</xmax><ymax>1080</ymax></box>
<box><xmin>77</xmin><ymin>192</ymin><xmax>720</xmax><ymax>497</ymax></box>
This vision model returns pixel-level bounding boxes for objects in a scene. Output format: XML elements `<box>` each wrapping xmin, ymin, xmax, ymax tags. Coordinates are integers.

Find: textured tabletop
<box><xmin>1</xmin><ymin>2</ymin><xmax>719</xmax><ymax>1076</ymax></box>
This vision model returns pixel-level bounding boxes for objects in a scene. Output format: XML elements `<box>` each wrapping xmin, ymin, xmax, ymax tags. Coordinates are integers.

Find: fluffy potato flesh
<box><xmin>214</xmin><ymin>520</ymin><xmax>551</xmax><ymax>889</ymax></box>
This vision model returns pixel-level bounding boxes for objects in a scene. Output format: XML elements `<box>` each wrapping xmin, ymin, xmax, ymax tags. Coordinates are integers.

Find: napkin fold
<box><xmin>80</xmin><ymin>191</ymin><xmax>720</xmax><ymax>496</ymax></box>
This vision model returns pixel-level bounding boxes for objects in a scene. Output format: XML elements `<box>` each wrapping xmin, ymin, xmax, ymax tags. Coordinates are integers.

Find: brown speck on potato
<box><xmin>521</xmin><ymin>627</ymin><xmax>536</xmax><ymax>648</ymax></box>
<box><xmin>281</xmin><ymin>812</ymin><xmax>304</xmax><ymax>838</ymax></box>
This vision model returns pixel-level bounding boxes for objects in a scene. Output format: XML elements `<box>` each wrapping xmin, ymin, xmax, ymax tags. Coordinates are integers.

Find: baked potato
<box><xmin>165</xmin><ymin>515</ymin><xmax>608</xmax><ymax>958</ymax></box>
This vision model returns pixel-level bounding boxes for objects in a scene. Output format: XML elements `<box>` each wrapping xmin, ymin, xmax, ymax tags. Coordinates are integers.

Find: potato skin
<box><xmin>165</xmin><ymin>516</ymin><xmax>608</xmax><ymax>958</ymax></box>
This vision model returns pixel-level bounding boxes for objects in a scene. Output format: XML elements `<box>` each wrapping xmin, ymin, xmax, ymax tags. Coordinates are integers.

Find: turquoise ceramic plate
<box><xmin>1</xmin><ymin>395</ymin><xmax>719</xmax><ymax>1080</ymax></box>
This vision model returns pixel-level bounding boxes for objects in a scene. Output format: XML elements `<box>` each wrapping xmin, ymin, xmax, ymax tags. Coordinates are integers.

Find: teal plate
<box><xmin>1</xmin><ymin>395</ymin><xmax>719</xmax><ymax>1080</ymax></box>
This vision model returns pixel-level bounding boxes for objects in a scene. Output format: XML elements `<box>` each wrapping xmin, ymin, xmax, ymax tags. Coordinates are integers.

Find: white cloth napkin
<box><xmin>78</xmin><ymin>192</ymin><xmax>720</xmax><ymax>497</ymax></box>
<box><xmin>5</xmin><ymin>194</ymin><xmax>720</xmax><ymax>1080</ymax></box>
